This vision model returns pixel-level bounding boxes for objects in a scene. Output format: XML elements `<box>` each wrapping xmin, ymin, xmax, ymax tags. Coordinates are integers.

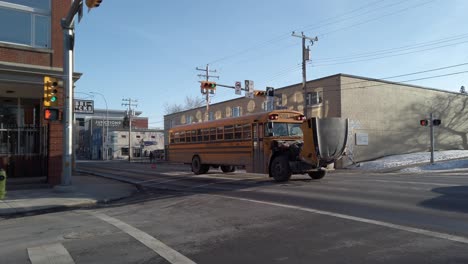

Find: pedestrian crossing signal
<box><xmin>44</xmin><ymin>108</ymin><xmax>60</xmax><ymax>121</ymax></box>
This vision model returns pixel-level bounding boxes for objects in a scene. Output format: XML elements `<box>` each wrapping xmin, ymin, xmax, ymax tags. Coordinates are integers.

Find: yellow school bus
<box><xmin>167</xmin><ymin>110</ymin><xmax>348</xmax><ymax>182</ymax></box>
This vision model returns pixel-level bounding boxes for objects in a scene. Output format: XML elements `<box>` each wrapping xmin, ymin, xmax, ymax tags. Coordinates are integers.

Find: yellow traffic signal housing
<box><xmin>254</xmin><ymin>90</ymin><xmax>266</xmax><ymax>96</ymax></box>
<box><xmin>86</xmin><ymin>0</ymin><xmax>102</xmax><ymax>8</ymax></box>
<box><xmin>200</xmin><ymin>81</ymin><xmax>217</xmax><ymax>89</ymax></box>
<box><xmin>43</xmin><ymin>76</ymin><xmax>59</xmax><ymax>107</ymax></box>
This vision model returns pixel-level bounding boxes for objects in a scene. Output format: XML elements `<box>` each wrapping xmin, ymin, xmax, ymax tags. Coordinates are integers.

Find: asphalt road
<box><xmin>1</xmin><ymin>160</ymin><xmax>468</xmax><ymax>264</ymax></box>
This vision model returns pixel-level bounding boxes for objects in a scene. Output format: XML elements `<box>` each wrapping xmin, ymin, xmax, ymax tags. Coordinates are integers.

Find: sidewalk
<box><xmin>0</xmin><ymin>174</ymin><xmax>138</xmax><ymax>217</ymax></box>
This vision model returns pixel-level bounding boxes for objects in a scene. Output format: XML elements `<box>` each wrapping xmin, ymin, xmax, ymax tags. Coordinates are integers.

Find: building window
<box><xmin>208</xmin><ymin>112</ymin><xmax>214</xmax><ymax>121</ymax></box>
<box><xmin>121</xmin><ymin>135</ymin><xmax>126</xmax><ymax>138</ymax></box>
<box><xmin>232</xmin><ymin>106</ymin><xmax>241</xmax><ymax>117</ymax></box>
<box><xmin>187</xmin><ymin>115</ymin><xmax>193</xmax><ymax>124</ymax></box>
<box><xmin>276</xmin><ymin>93</ymin><xmax>282</xmax><ymax>106</ymax></box>
<box><xmin>306</xmin><ymin>92</ymin><xmax>322</xmax><ymax>106</ymax></box>
<box><xmin>0</xmin><ymin>0</ymin><xmax>51</xmax><ymax>48</ymax></box>
<box><xmin>170</xmin><ymin>119</ymin><xmax>176</xmax><ymax>128</ymax></box>
<box><xmin>121</xmin><ymin>147</ymin><xmax>129</xmax><ymax>156</ymax></box>
<box><xmin>136</xmin><ymin>135</ymin><xmax>141</xmax><ymax>138</ymax></box>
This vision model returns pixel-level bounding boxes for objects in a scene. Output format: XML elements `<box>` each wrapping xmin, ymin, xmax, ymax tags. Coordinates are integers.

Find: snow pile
<box><xmin>347</xmin><ymin>150</ymin><xmax>468</xmax><ymax>171</ymax></box>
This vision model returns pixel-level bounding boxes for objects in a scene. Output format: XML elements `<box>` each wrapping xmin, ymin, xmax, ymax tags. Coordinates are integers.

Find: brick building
<box><xmin>164</xmin><ymin>74</ymin><xmax>468</xmax><ymax>167</ymax></box>
<box><xmin>0</xmin><ymin>0</ymin><xmax>78</xmax><ymax>184</ymax></box>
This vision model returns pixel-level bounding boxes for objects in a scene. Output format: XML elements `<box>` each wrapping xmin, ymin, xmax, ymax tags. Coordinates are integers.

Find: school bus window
<box><xmin>197</xmin><ymin>129</ymin><xmax>202</xmax><ymax>142</ymax></box>
<box><xmin>210</xmin><ymin>127</ymin><xmax>216</xmax><ymax>141</ymax></box>
<box><xmin>203</xmin><ymin>128</ymin><xmax>210</xmax><ymax>141</ymax></box>
<box><xmin>217</xmin><ymin>127</ymin><xmax>224</xmax><ymax>140</ymax></box>
<box><xmin>242</xmin><ymin>124</ymin><xmax>251</xmax><ymax>139</ymax></box>
<box><xmin>180</xmin><ymin>131</ymin><xmax>186</xmax><ymax>143</ymax></box>
<box><xmin>191</xmin><ymin>130</ymin><xmax>196</xmax><ymax>142</ymax></box>
<box><xmin>234</xmin><ymin>124</ymin><xmax>243</xmax><ymax>139</ymax></box>
<box><xmin>225</xmin><ymin>125</ymin><xmax>234</xmax><ymax>140</ymax></box>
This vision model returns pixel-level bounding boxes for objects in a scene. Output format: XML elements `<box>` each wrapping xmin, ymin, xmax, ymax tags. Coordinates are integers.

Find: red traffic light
<box><xmin>420</xmin><ymin>119</ymin><xmax>428</xmax><ymax>126</ymax></box>
<box><xmin>44</xmin><ymin>108</ymin><xmax>59</xmax><ymax>121</ymax></box>
<box><xmin>200</xmin><ymin>81</ymin><xmax>216</xmax><ymax>89</ymax></box>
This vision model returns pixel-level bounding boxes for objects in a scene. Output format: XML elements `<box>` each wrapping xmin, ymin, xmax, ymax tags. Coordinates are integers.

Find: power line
<box><xmin>317</xmin><ymin>0</ymin><xmax>438</xmax><ymax>37</ymax></box>
<box><xmin>207</xmin><ymin>0</ymin><xmax>423</xmax><ymax>66</ymax></box>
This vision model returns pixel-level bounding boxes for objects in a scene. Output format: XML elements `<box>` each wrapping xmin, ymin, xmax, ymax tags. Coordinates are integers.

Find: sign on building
<box><xmin>74</xmin><ymin>100</ymin><xmax>94</xmax><ymax>114</ymax></box>
<box><xmin>356</xmin><ymin>132</ymin><xmax>369</xmax><ymax>146</ymax></box>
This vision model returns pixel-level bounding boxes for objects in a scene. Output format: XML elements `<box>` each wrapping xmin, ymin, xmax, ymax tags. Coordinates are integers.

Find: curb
<box><xmin>0</xmin><ymin>174</ymin><xmax>140</xmax><ymax>219</ymax></box>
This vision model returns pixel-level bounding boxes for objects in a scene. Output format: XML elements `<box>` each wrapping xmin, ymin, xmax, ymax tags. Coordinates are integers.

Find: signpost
<box><xmin>235</xmin><ymin>81</ymin><xmax>241</xmax><ymax>95</ymax></box>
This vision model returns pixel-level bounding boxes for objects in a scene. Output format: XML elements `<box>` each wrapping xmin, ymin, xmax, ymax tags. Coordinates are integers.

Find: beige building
<box><xmin>164</xmin><ymin>74</ymin><xmax>468</xmax><ymax>167</ymax></box>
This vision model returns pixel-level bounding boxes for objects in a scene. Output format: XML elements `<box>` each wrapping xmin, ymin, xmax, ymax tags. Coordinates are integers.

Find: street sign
<box><xmin>74</xmin><ymin>99</ymin><xmax>94</xmax><ymax>114</ymax></box>
<box><xmin>235</xmin><ymin>81</ymin><xmax>241</xmax><ymax>95</ymax></box>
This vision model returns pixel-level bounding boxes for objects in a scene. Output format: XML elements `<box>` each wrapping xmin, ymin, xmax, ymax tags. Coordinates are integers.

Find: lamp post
<box><xmin>90</xmin><ymin>91</ymin><xmax>108</xmax><ymax>160</ymax></box>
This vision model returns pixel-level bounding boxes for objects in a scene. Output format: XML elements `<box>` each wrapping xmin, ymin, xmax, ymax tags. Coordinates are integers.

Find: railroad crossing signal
<box><xmin>44</xmin><ymin>76</ymin><xmax>59</xmax><ymax>107</ymax></box>
<box><xmin>420</xmin><ymin>119</ymin><xmax>429</xmax><ymax>126</ymax></box>
<box><xmin>433</xmin><ymin>119</ymin><xmax>441</xmax><ymax>126</ymax></box>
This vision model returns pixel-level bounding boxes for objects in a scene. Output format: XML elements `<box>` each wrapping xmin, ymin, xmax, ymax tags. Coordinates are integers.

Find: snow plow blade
<box><xmin>300</xmin><ymin>117</ymin><xmax>349</xmax><ymax>167</ymax></box>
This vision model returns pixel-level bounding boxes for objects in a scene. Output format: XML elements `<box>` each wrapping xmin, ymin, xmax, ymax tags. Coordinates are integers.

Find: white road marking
<box><xmin>367</xmin><ymin>179</ymin><xmax>456</xmax><ymax>187</ymax></box>
<box><xmin>216</xmin><ymin>195</ymin><xmax>468</xmax><ymax>245</ymax></box>
<box><xmin>87</xmin><ymin>211</ymin><xmax>196</xmax><ymax>264</ymax></box>
<box><xmin>189</xmin><ymin>176</ymin><xmax>262</xmax><ymax>189</ymax></box>
<box><xmin>28</xmin><ymin>243</ymin><xmax>75</xmax><ymax>264</ymax></box>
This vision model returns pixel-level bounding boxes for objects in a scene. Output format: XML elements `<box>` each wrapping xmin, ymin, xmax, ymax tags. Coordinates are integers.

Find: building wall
<box><xmin>109</xmin><ymin>130</ymin><xmax>164</xmax><ymax>160</ymax></box>
<box><xmin>339</xmin><ymin>75</ymin><xmax>468</xmax><ymax>165</ymax></box>
<box><xmin>0</xmin><ymin>0</ymin><xmax>71</xmax><ymax>184</ymax></box>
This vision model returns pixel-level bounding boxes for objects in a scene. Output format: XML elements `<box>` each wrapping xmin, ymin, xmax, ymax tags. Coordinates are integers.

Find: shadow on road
<box><xmin>420</xmin><ymin>185</ymin><xmax>468</xmax><ymax>214</ymax></box>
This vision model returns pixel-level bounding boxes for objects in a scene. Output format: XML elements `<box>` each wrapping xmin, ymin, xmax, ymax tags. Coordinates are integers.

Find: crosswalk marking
<box><xmin>87</xmin><ymin>211</ymin><xmax>196</xmax><ymax>264</ymax></box>
<box><xmin>28</xmin><ymin>243</ymin><xmax>75</xmax><ymax>264</ymax></box>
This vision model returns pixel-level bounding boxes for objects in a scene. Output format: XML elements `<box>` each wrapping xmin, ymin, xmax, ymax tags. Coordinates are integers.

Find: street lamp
<box><xmin>90</xmin><ymin>91</ymin><xmax>108</xmax><ymax>160</ymax></box>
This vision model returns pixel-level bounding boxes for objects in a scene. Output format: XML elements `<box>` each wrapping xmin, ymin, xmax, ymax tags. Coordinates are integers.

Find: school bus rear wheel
<box><xmin>221</xmin><ymin>165</ymin><xmax>236</xmax><ymax>173</ymax></box>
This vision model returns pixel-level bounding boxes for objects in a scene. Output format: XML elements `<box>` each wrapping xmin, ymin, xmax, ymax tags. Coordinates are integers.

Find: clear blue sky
<box><xmin>74</xmin><ymin>0</ymin><xmax>468</xmax><ymax>127</ymax></box>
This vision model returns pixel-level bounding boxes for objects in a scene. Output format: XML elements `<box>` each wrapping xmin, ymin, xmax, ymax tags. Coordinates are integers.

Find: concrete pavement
<box><xmin>0</xmin><ymin>173</ymin><xmax>138</xmax><ymax>217</ymax></box>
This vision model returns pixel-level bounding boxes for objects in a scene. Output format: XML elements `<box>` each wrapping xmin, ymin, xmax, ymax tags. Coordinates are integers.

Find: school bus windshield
<box><xmin>266</xmin><ymin>122</ymin><xmax>303</xmax><ymax>137</ymax></box>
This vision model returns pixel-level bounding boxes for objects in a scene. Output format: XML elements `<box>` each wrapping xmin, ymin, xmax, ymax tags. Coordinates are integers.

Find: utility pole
<box><xmin>196</xmin><ymin>64</ymin><xmax>219</xmax><ymax>121</ymax></box>
<box><xmin>292</xmin><ymin>31</ymin><xmax>318</xmax><ymax>116</ymax></box>
<box><xmin>122</xmin><ymin>98</ymin><xmax>138</xmax><ymax>162</ymax></box>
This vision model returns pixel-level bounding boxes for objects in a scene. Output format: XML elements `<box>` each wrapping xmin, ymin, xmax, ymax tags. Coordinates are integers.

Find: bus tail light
<box><xmin>269</xmin><ymin>114</ymin><xmax>279</xmax><ymax>120</ymax></box>
<box><xmin>295</xmin><ymin>115</ymin><xmax>306</xmax><ymax>121</ymax></box>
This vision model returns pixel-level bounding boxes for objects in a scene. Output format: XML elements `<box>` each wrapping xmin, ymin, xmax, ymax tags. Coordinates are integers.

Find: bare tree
<box><xmin>164</xmin><ymin>95</ymin><xmax>205</xmax><ymax>114</ymax></box>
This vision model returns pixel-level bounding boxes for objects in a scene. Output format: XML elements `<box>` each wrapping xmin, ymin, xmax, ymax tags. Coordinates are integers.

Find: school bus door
<box><xmin>252</xmin><ymin>122</ymin><xmax>264</xmax><ymax>173</ymax></box>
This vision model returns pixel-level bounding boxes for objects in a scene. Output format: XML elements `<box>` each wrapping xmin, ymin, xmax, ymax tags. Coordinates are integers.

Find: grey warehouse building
<box><xmin>164</xmin><ymin>74</ymin><xmax>468</xmax><ymax>167</ymax></box>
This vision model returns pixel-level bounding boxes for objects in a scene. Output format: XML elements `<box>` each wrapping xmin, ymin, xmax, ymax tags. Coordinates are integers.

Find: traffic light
<box><xmin>433</xmin><ymin>119</ymin><xmax>441</xmax><ymax>126</ymax></box>
<box><xmin>267</xmin><ymin>87</ymin><xmax>275</xmax><ymax>97</ymax></box>
<box><xmin>85</xmin><ymin>0</ymin><xmax>102</xmax><ymax>8</ymax></box>
<box><xmin>43</xmin><ymin>76</ymin><xmax>59</xmax><ymax>107</ymax></box>
<box><xmin>420</xmin><ymin>119</ymin><xmax>429</xmax><ymax>126</ymax></box>
<box><xmin>254</xmin><ymin>90</ymin><xmax>266</xmax><ymax>96</ymax></box>
<box><xmin>200</xmin><ymin>81</ymin><xmax>217</xmax><ymax>89</ymax></box>
<box><xmin>44</xmin><ymin>108</ymin><xmax>59</xmax><ymax>121</ymax></box>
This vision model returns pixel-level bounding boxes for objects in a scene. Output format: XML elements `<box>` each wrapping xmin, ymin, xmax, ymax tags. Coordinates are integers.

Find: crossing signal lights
<box><xmin>44</xmin><ymin>76</ymin><xmax>59</xmax><ymax>107</ymax></box>
<box><xmin>420</xmin><ymin>119</ymin><xmax>429</xmax><ymax>126</ymax></box>
<box><xmin>44</xmin><ymin>108</ymin><xmax>59</xmax><ymax>121</ymax></box>
<box><xmin>86</xmin><ymin>0</ymin><xmax>102</xmax><ymax>8</ymax></box>
<box><xmin>433</xmin><ymin>119</ymin><xmax>441</xmax><ymax>126</ymax></box>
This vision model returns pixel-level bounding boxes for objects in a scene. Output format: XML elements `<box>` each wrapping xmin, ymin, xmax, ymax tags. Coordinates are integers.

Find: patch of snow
<box><xmin>346</xmin><ymin>150</ymin><xmax>468</xmax><ymax>171</ymax></box>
